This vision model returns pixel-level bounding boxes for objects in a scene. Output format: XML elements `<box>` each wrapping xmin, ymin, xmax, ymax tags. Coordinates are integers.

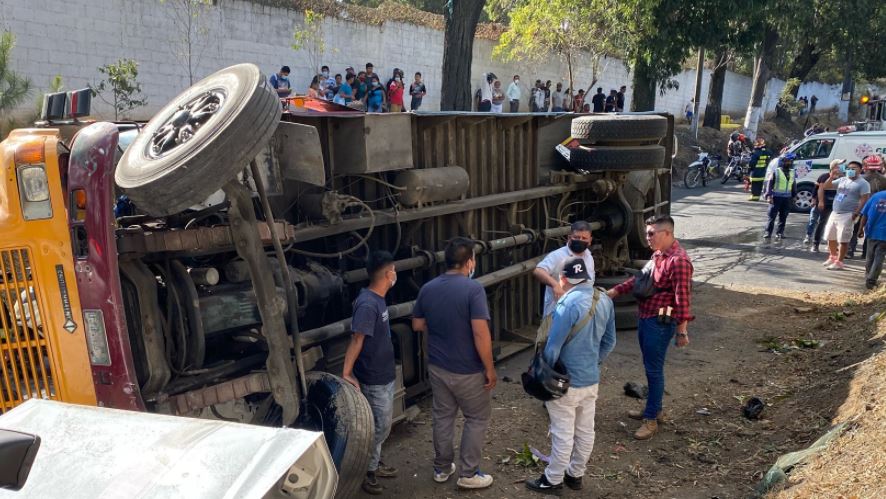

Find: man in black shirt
<box><xmin>804</xmin><ymin>161</ymin><xmax>842</xmax><ymax>252</ymax></box>
<box><xmin>616</xmin><ymin>85</ymin><xmax>626</xmax><ymax>111</ymax></box>
<box><xmin>604</xmin><ymin>89</ymin><xmax>617</xmax><ymax>112</ymax></box>
<box><xmin>591</xmin><ymin>87</ymin><xmax>605</xmax><ymax>113</ymax></box>
<box><xmin>343</xmin><ymin>251</ymin><xmax>399</xmax><ymax>494</ymax></box>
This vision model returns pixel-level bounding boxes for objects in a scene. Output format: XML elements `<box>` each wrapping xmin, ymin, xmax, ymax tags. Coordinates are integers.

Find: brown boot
<box><xmin>634</xmin><ymin>419</ymin><xmax>658</xmax><ymax>440</ymax></box>
<box><xmin>627</xmin><ymin>409</ymin><xmax>664</xmax><ymax>422</ymax></box>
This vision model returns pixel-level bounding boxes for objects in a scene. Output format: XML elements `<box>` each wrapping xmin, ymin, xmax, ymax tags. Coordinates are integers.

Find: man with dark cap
<box><xmin>525</xmin><ymin>258</ymin><xmax>616</xmax><ymax>495</ymax></box>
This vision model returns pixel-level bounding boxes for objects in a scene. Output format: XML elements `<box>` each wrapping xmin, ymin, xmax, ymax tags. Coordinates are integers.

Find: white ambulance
<box><xmin>780</xmin><ymin>131</ymin><xmax>886</xmax><ymax>211</ymax></box>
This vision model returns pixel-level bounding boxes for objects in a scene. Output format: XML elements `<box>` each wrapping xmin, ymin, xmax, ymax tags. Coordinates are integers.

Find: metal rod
<box><xmin>301</xmin><ymin>255</ymin><xmax>544</xmax><ymax>348</ymax></box>
<box><xmin>292</xmin><ymin>181</ymin><xmax>595</xmax><ymax>243</ymax></box>
<box><xmin>250</xmin><ymin>161</ymin><xmax>308</xmax><ymax>398</ymax></box>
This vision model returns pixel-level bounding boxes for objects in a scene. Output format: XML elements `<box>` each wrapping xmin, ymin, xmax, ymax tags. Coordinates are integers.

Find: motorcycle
<box><xmin>721</xmin><ymin>153</ymin><xmax>751</xmax><ymax>184</ymax></box>
<box><xmin>683</xmin><ymin>147</ymin><xmax>723</xmax><ymax>189</ymax></box>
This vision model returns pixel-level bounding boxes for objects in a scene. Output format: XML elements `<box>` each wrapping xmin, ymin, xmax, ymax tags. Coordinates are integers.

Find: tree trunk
<box><xmin>703</xmin><ymin>50</ymin><xmax>728</xmax><ymax>130</ymax></box>
<box><xmin>838</xmin><ymin>52</ymin><xmax>853</xmax><ymax>122</ymax></box>
<box><xmin>691</xmin><ymin>47</ymin><xmax>704</xmax><ymax>136</ymax></box>
<box><xmin>630</xmin><ymin>55</ymin><xmax>656</xmax><ymax>112</ymax></box>
<box><xmin>743</xmin><ymin>26</ymin><xmax>778</xmax><ymax>140</ymax></box>
<box><xmin>775</xmin><ymin>41</ymin><xmax>822</xmax><ymax>120</ymax></box>
<box><xmin>440</xmin><ymin>0</ymin><xmax>486</xmax><ymax>111</ymax></box>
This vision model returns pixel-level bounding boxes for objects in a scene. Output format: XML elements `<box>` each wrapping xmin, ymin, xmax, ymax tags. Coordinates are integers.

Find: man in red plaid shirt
<box><xmin>607</xmin><ymin>215</ymin><xmax>694</xmax><ymax>440</ymax></box>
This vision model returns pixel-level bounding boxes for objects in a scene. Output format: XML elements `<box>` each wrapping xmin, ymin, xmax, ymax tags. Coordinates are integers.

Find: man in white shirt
<box><xmin>507</xmin><ymin>75</ymin><xmax>521</xmax><ymax>112</ymax></box>
<box><xmin>478</xmin><ymin>73</ymin><xmax>495</xmax><ymax>112</ymax></box>
<box><xmin>551</xmin><ymin>82</ymin><xmax>566</xmax><ymax>112</ymax></box>
<box><xmin>533</xmin><ymin>220</ymin><xmax>596</xmax><ymax>318</ymax></box>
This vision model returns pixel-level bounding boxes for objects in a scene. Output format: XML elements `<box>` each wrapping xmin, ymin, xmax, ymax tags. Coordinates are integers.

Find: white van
<box><xmin>780</xmin><ymin>131</ymin><xmax>886</xmax><ymax>210</ymax></box>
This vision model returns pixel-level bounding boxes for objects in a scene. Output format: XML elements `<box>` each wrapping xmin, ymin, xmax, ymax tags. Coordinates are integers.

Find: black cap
<box><xmin>562</xmin><ymin>258</ymin><xmax>590</xmax><ymax>284</ymax></box>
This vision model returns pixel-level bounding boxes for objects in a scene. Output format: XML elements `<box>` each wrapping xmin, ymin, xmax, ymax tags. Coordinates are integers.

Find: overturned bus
<box><xmin>0</xmin><ymin>63</ymin><xmax>674</xmax><ymax>497</ymax></box>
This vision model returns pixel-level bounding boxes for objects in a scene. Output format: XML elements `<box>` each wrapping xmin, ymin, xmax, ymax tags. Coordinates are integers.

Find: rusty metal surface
<box><xmin>168</xmin><ymin>372</ymin><xmax>271</xmax><ymax>415</ymax></box>
<box><xmin>117</xmin><ymin>221</ymin><xmax>295</xmax><ymax>256</ymax></box>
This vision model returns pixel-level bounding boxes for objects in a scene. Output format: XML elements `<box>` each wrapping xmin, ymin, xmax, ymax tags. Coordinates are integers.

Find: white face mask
<box><xmin>390</xmin><ymin>271</ymin><xmax>397</xmax><ymax>287</ymax></box>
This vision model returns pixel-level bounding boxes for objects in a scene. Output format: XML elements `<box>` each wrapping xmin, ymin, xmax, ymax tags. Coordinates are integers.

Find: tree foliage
<box><xmin>292</xmin><ymin>9</ymin><xmax>330</xmax><ymax>79</ymax></box>
<box><xmin>161</xmin><ymin>0</ymin><xmax>214</xmax><ymax>85</ymax></box>
<box><xmin>0</xmin><ymin>32</ymin><xmax>31</xmax><ymax>114</ymax></box>
<box><xmin>90</xmin><ymin>59</ymin><xmax>148</xmax><ymax>120</ymax></box>
<box><xmin>493</xmin><ymin>0</ymin><xmax>625</xmax><ymax>91</ymax></box>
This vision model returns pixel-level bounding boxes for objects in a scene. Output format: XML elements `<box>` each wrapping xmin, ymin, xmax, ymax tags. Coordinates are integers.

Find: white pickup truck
<box><xmin>0</xmin><ymin>400</ymin><xmax>337</xmax><ymax>499</ymax></box>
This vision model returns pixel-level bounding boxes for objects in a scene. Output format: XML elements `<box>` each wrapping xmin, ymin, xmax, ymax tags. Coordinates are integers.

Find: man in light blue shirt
<box><xmin>526</xmin><ymin>258</ymin><xmax>615</xmax><ymax>495</ymax></box>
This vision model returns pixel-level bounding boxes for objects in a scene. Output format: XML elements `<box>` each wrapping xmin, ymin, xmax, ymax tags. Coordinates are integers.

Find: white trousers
<box><xmin>544</xmin><ymin>384</ymin><xmax>599</xmax><ymax>484</ymax></box>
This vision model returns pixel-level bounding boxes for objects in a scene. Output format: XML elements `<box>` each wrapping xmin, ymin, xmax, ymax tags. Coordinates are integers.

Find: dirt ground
<box><xmin>359</xmin><ymin>285</ymin><xmax>885</xmax><ymax>499</ymax></box>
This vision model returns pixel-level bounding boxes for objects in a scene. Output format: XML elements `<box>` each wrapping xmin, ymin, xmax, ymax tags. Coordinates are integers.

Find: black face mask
<box><xmin>568</xmin><ymin>240</ymin><xmax>589</xmax><ymax>253</ymax></box>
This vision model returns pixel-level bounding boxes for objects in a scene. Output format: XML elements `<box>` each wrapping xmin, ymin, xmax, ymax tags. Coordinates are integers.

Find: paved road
<box><xmin>672</xmin><ymin>180</ymin><xmax>868</xmax><ymax>292</ymax></box>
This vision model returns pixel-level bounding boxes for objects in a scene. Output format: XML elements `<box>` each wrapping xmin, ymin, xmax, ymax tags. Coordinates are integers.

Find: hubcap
<box><xmin>794</xmin><ymin>190</ymin><xmax>814</xmax><ymax>210</ymax></box>
<box><xmin>147</xmin><ymin>89</ymin><xmax>226</xmax><ymax>159</ymax></box>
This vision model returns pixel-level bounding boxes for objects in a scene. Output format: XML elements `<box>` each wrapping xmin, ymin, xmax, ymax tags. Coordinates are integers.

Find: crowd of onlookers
<box><xmin>269</xmin><ymin>63</ymin><xmax>427</xmax><ymax>112</ymax></box>
<box><xmin>267</xmin><ymin>64</ymin><xmax>627</xmax><ymax>114</ymax></box>
<box><xmin>487</xmin><ymin>74</ymin><xmax>627</xmax><ymax>113</ymax></box>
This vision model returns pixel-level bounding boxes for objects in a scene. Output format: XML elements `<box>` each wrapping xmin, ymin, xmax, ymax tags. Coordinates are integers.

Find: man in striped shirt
<box><xmin>607</xmin><ymin>215</ymin><xmax>694</xmax><ymax>441</ymax></box>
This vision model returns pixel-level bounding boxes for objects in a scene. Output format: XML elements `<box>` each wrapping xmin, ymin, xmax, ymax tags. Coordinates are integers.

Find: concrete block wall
<box><xmin>0</xmin><ymin>0</ymin><xmax>871</xmax><ymax>121</ymax></box>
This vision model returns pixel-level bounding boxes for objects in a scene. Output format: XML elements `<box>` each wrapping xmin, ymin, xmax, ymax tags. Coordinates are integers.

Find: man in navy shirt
<box><xmin>412</xmin><ymin>237</ymin><xmax>497</xmax><ymax>490</ymax></box>
<box><xmin>269</xmin><ymin>66</ymin><xmax>291</xmax><ymax>97</ymax></box>
<box><xmin>342</xmin><ymin>251</ymin><xmax>398</xmax><ymax>495</ymax></box>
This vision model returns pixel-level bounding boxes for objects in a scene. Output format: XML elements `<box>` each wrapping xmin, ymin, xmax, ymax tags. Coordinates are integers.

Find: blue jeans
<box><xmin>638</xmin><ymin>317</ymin><xmax>675</xmax><ymax>420</ymax></box>
<box><xmin>806</xmin><ymin>207</ymin><xmax>820</xmax><ymax>238</ymax></box>
<box><xmin>361</xmin><ymin>381</ymin><xmax>395</xmax><ymax>472</ymax></box>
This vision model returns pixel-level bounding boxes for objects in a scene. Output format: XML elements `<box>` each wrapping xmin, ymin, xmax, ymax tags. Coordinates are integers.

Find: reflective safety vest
<box><xmin>771</xmin><ymin>168</ymin><xmax>795</xmax><ymax>195</ymax></box>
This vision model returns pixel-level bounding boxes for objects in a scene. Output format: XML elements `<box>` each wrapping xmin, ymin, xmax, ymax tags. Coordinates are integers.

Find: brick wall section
<box><xmin>0</xmin><ymin>0</ymin><xmax>876</xmax><ymax>120</ymax></box>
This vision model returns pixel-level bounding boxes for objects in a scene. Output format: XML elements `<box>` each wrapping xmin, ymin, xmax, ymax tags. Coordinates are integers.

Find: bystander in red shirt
<box><xmin>612</xmin><ymin>240</ymin><xmax>694</xmax><ymax>323</ymax></box>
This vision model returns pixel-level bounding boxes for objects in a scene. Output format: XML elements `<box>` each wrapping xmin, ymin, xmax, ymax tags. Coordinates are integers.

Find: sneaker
<box><xmin>866</xmin><ymin>281</ymin><xmax>877</xmax><ymax>290</ymax></box>
<box><xmin>827</xmin><ymin>261</ymin><xmax>846</xmax><ymax>271</ymax></box>
<box><xmin>803</xmin><ymin>235</ymin><xmax>811</xmax><ymax>244</ymax></box>
<box><xmin>748</xmin><ymin>196</ymin><xmax>759</xmax><ymax>201</ymax></box>
<box><xmin>763</xmin><ymin>233</ymin><xmax>772</xmax><ymax>240</ymax></box>
<box><xmin>811</xmin><ymin>245</ymin><xmax>820</xmax><ymax>253</ymax></box>
<box><xmin>564</xmin><ymin>473</ymin><xmax>583</xmax><ymax>490</ymax></box>
<box><xmin>775</xmin><ymin>234</ymin><xmax>783</xmax><ymax>242</ymax></box>
<box><xmin>433</xmin><ymin>463</ymin><xmax>456</xmax><ymax>483</ymax></box>
<box><xmin>375</xmin><ymin>462</ymin><xmax>398</xmax><ymax>478</ymax></box>
<box><xmin>525</xmin><ymin>474</ymin><xmax>562</xmax><ymax>495</ymax></box>
<box><xmin>822</xmin><ymin>257</ymin><xmax>835</xmax><ymax>266</ymax></box>
<box><xmin>634</xmin><ymin>419</ymin><xmax>658</xmax><ymax>440</ymax></box>
<box><xmin>848</xmin><ymin>251</ymin><xmax>855</xmax><ymax>259</ymax></box>
<box><xmin>457</xmin><ymin>471</ymin><xmax>494</xmax><ymax>490</ymax></box>
<box><xmin>627</xmin><ymin>409</ymin><xmax>664</xmax><ymax>422</ymax></box>
<box><xmin>362</xmin><ymin>472</ymin><xmax>383</xmax><ymax>495</ymax></box>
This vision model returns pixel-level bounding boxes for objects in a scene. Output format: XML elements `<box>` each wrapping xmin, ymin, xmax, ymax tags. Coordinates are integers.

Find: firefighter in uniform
<box><xmin>747</xmin><ymin>137</ymin><xmax>772</xmax><ymax>201</ymax></box>
<box><xmin>762</xmin><ymin>155</ymin><xmax>797</xmax><ymax>241</ymax></box>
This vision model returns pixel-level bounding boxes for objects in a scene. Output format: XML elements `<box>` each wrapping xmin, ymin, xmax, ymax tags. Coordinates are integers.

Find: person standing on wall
<box><xmin>616</xmin><ymin>85</ymin><xmax>627</xmax><ymax>112</ymax></box>
<box><xmin>524</xmin><ymin>259</ymin><xmax>616</xmax><ymax>495</ymax></box>
<box><xmin>412</xmin><ymin>238</ymin><xmax>497</xmax><ymax>490</ymax></box>
<box><xmin>387</xmin><ymin>69</ymin><xmax>405</xmax><ymax>112</ymax></box>
<box><xmin>341</xmin><ymin>251</ymin><xmax>399</xmax><ymax>495</ymax></box>
<box><xmin>478</xmin><ymin>73</ymin><xmax>495</xmax><ymax>112</ymax></box>
<box><xmin>607</xmin><ymin>215</ymin><xmax>694</xmax><ymax>441</ymax></box>
<box><xmin>589</xmin><ymin>87</ymin><xmax>604</xmax><ymax>113</ymax></box>
<box><xmin>491</xmin><ymin>79</ymin><xmax>506</xmax><ymax>113</ymax></box>
<box><xmin>409</xmin><ymin>72</ymin><xmax>427</xmax><ymax>111</ymax></box>
<box><xmin>507</xmin><ymin>75</ymin><xmax>522</xmax><ymax>112</ymax></box>
<box><xmin>269</xmin><ymin>66</ymin><xmax>292</xmax><ymax>97</ymax></box>
<box><xmin>551</xmin><ymin>82</ymin><xmax>566</xmax><ymax>112</ymax></box>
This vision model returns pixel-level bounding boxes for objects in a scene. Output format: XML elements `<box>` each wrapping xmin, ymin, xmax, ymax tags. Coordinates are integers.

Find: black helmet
<box><xmin>521</xmin><ymin>352</ymin><xmax>570</xmax><ymax>401</ymax></box>
<box><xmin>730</xmin><ymin>132</ymin><xmax>739</xmax><ymax>141</ymax></box>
